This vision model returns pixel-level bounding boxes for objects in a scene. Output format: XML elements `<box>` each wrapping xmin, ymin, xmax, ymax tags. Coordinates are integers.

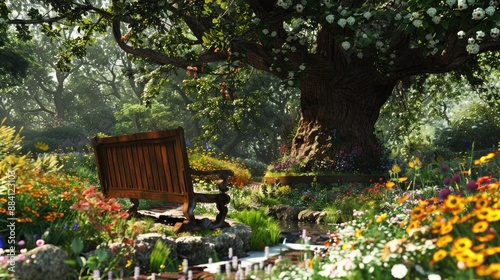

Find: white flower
<box><xmin>468</xmin><ymin>37</ymin><xmax>475</xmax><ymax>44</ymax></box>
<box><xmin>491</xmin><ymin>27</ymin><xmax>500</xmax><ymax>37</ymax></box>
<box><xmin>446</xmin><ymin>0</ymin><xmax>457</xmax><ymax>7</ymax></box>
<box><xmin>346</xmin><ymin>16</ymin><xmax>355</xmax><ymax>26</ymax></box>
<box><xmin>299</xmin><ymin>64</ymin><xmax>306</xmax><ymax>70</ymax></box>
<box><xmin>357</xmin><ymin>52</ymin><xmax>364</xmax><ymax>59</ymax></box>
<box><xmin>376</xmin><ymin>40</ymin><xmax>384</xmax><ymax>48</ymax></box>
<box><xmin>458</xmin><ymin>0</ymin><xmax>468</xmax><ymax>10</ymax></box>
<box><xmin>364</xmin><ymin>12</ymin><xmax>372</xmax><ymax>20</ymax></box>
<box><xmin>472</xmin><ymin>8</ymin><xmax>486</xmax><ymax>20</ymax></box>
<box><xmin>270</xmin><ymin>31</ymin><xmax>277</xmax><ymax>37</ymax></box>
<box><xmin>432</xmin><ymin>16</ymin><xmax>441</xmax><ymax>24</ymax></box>
<box><xmin>395</xmin><ymin>13</ymin><xmax>402</xmax><ymax>20</ymax></box>
<box><xmin>413</xmin><ymin>19</ymin><xmax>422</xmax><ymax>28</ymax></box>
<box><xmin>425</xmin><ymin>33</ymin><xmax>434</xmax><ymax>40</ymax></box>
<box><xmin>466</xmin><ymin>43</ymin><xmax>480</xmax><ymax>54</ymax></box>
<box><xmin>391</xmin><ymin>264</ymin><xmax>409</xmax><ymax>279</ymax></box>
<box><xmin>287</xmin><ymin>80</ymin><xmax>294</xmax><ymax>86</ymax></box>
<box><xmin>338</xmin><ymin>18</ymin><xmax>347</xmax><ymax>28</ymax></box>
<box><xmin>457</xmin><ymin>30</ymin><xmax>466</xmax><ymax>38</ymax></box>
<box><xmin>428</xmin><ymin>274</ymin><xmax>442</xmax><ymax>280</ymax></box>
<box><xmin>427</xmin><ymin>7</ymin><xmax>437</xmax><ymax>17</ymax></box>
<box><xmin>296</xmin><ymin>4</ymin><xmax>304</xmax><ymax>13</ymax></box>
<box><xmin>262</xmin><ymin>29</ymin><xmax>269</xmax><ymax>35</ymax></box>
<box><xmin>341</xmin><ymin>41</ymin><xmax>351</xmax><ymax>50</ymax></box>
<box><xmin>476</xmin><ymin>30</ymin><xmax>486</xmax><ymax>40</ymax></box>
<box><xmin>486</xmin><ymin>6</ymin><xmax>496</xmax><ymax>16</ymax></box>
<box><xmin>326</xmin><ymin>14</ymin><xmax>335</xmax><ymax>24</ymax></box>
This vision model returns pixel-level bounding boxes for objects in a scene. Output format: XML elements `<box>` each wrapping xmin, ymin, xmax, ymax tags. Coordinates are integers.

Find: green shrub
<box><xmin>232</xmin><ymin>208</ymin><xmax>281</xmax><ymax>250</ymax></box>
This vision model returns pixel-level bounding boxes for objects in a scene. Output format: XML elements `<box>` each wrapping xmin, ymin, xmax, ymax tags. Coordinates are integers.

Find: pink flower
<box><xmin>18</xmin><ymin>240</ymin><xmax>25</xmax><ymax>246</ymax></box>
<box><xmin>35</xmin><ymin>239</ymin><xmax>45</xmax><ymax>247</ymax></box>
<box><xmin>17</xmin><ymin>255</ymin><xmax>25</xmax><ymax>262</ymax></box>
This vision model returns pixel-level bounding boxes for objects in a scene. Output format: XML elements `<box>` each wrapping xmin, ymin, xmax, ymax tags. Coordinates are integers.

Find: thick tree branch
<box><xmin>112</xmin><ymin>19</ymin><xmax>227</xmax><ymax>70</ymax></box>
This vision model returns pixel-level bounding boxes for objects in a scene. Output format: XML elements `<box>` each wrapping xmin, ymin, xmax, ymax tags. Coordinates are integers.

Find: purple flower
<box><xmin>443</xmin><ymin>177</ymin><xmax>451</xmax><ymax>186</ymax></box>
<box><xmin>452</xmin><ymin>173</ymin><xmax>461</xmax><ymax>183</ymax></box>
<box><xmin>441</xmin><ymin>165</ymin><xmax>449</xmax><ymax>172</ymax></box>
<box><xmin>466</xmin><ymin>180</ymin><xmax>478</xmax><ymax>193</ymax></box>
<box><xmin>438</xmin><ymin>188</ymin><xmax>452</xmax><ymax>201</ymax></box>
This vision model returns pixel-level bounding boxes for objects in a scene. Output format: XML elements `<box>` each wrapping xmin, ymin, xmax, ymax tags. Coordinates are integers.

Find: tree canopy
<box><xmin>6</xmin><ymin>0</ymin><xmax>500</xmax><ymax>173</ymax></box>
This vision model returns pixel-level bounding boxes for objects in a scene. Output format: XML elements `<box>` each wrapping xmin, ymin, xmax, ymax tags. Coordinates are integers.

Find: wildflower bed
<box><xmin>2</xmin><ymin>117</ymin><xmax>500</xmax><ymax>279</ymax></box>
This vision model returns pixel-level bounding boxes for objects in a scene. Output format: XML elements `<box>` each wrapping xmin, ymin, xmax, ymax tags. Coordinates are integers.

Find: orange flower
<box><xmin>436</xmin><ymin>235</ymin><xmax>453</xmax><ymax>248</ymax></box>
<box><xmin>432</xmin><ymin>249</ymin><xmax>448</xmax><ymax>263</ymax></box>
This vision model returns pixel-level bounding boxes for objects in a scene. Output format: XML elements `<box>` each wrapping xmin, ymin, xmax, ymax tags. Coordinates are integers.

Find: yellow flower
<box><xmin>125</xmin><ymin>259</ymin><xmax>133</xmax><ymax>268</ymax></box>
<box><xmin>391</xmin><ymin>164</ymin><xmax>401</xmax><ymax>173</ymax></box>
<box><xmin>436</xmin><ymin>235</ymin><xmax>453</xmax><ymax>248</ymax></box>
<box><xmin>432</xmin><ymin>249</ymin><xmax>448</xmax><ymax>263</ymax></box>
<box><xmin>439</xmin><ymin>221</ymin><xmax>454</xmax><ymax>235</ymax></box>
<box><xmin>376</xmin><ymin>213</ymin><xmax>387</xmax><ymax>223</ymax></box>
<box><xmin>464</xmin><ymin>251</ymin><xmax>484</xmax><ymax>268</ymax></box>
<box><xmin>444</xmin><ymin>195</ymin><xmax>466</xmax><ymax>210</ymax></box>
<box><xmin>472</xmin><ymin>221</ymin><xmax>489</xmax><ymax>234</ymax></box>
<box><xmin>386</xmin><ymin>181</ymin><xmax>395</xmax><ymax>189</ymax></box>
<box><xmin>398</xmin><ymin>177</ymin><xmax>408</xmax><ymax>182</ymax></box>
<box><xmin>491</xmin><ymin>263</ymin><xmax>500</xmax><ymax>278</ymax></box>
<box><xmin>487</xmin><ymin>209</ymin><xmax>500</xmax><ymax>222</ymax></box>
<box><xmin>475</xmin><ymin>265</ymin><xmax>491</xmax><ymax>277</ymax></box>
<box><xmin>410</xmin><ymin>207</ymin><xmax>425</xmax><ymax>220</ymax></box>
<box><xmin>452</xmin><ymin>237</ymin><xmax>473</xmax><ymax>254</ymax></box>
<box><xmin>408</xmin><ymin>157</ymin><xmax>421</xmax><ymax>169</ymax></box>
<box><xmin>355</xmin><ymin>228</ymin><xmax>363</xmax><ymax>238</ymax></box>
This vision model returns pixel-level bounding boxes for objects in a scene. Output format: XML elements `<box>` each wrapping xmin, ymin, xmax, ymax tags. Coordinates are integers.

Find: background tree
<box><xmin>7</xmin><ymin>0</ymin><xmax>500</xmax><ymax>173</ymax></box>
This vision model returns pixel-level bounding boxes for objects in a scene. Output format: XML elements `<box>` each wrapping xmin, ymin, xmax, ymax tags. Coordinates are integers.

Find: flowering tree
<box><xmin>5</xmin><ymin>0</ymin><xmax>500</xmax><ymax>171</ymax></box>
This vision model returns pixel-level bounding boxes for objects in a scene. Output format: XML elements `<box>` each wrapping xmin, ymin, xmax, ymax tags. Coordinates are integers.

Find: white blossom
<box><xmin>410</xmin><ymin>12</ymin><xmax>420</xmax><ymax>20</ymax></box>
<box><xmin>346</xmin><ymin>16</ymin><xmax>355</xmax><ymax>26</ymax></box>
<box><xmin>341</xmin><ymin>41</ymin><xmax>351</xmax><ymax>50</ymax></box>
<box><xmin>363</xmin><ymin>12</ymin><xmax>372</xmax><ymax>20</ymax></box>
<box><xmin>326</xmin><ymin>14</ymin><xmax>335</xmax><ymax>24</ymax></box>
<box><xmin>425</xmin><ymin>33</ymin><xmax>434</xmax><ymax>40</ymax></box>
<box><xmin>338</xmin><ymin>18</ymin><xmax>347</xmax><ymax>28</ymax></box>
<box><xmin>476</xmin><ymin>30</ymin><xmax>486</xmax><ymax>40</ymax></box>
<box><xmin>357</xmin><ymin>52</ymin><xmax>364</xmax><ymax>59</ymax></box>
<box><xmin>270</xmin><ymin>31</ymin><xmax>277</xmax><ymax>37</ymax></box>
<box><xmin>432</xmin><ymin>16</ymin><xmax>441</xmax><ymax>24</ymax></box>
<box><xmin>395</xmin><ymin>13</ymin><xmax>402</xmax><ymax>20</ymax></box>
<box><xmin>491</xmin><ymin>27</ymin><xmax>500</xmax><ymax>37</ymax></box>
<box><xmin>446</xmin><ymin>0</ymin><xmax>457</xmax><ymax>7</ymax></box>
<box><xmin>458</xmin><ymin>0</ymin><xmax>468</xmax><ymax>10</ymax></box>
<box><xmin>296</xmin><ymin>4</ymin><xmax>304</xmax><ymax>13</ymax></box>
<box><xmin>472</xmin><ymin>8</ymin><xmax>486</xmax><ymax>20</ymax></box>
<box><xmin>468</xmin><ymin>37</ymin><xmax>475</xmax><ymax>44</ymax></box>
<box><xmin>427</xmin><ymin>8</ymin><xmax>437</xmax><ymax>17</ymax></box>
<box><xmin>457</xmin><ymin>30</ymin><xmax>466</xmax><ymax>38</ymax></box>
<box><xmin>287</xmin><ymin>80</ymin><xmax>294</xmax><ymax>86</ymax></box>
<box><xmin>391</xmin><ymin>264</ymin><xmax>409</xmax><ymax>279</ymax></box>
<box><xmin>262</xmin><ymin>29</ymin><xmax>269</xmax><ymax>35</ymax></box>
<box><xmin>428</xmin><ymin>274</ymin><xmax>442</xmax><ymax>280</ymax></box>
<box><xmin>413</xmin><ymin>19</ymin><xmax>422</xmax><ymax>28</ymax></box>
<box><xmin>486</xmin><ymin>6</ymin><xmax>496</xmax><ymax>16</ymax></box>
<box><xmin>466</xmin><ymin>43</ymin><xmax>480</xmax><ymax>54</ymax></box>
<box><xmin>299</xmin><ymin>64</ymin><xmax>306</xmax><ymax>70</ymax></box>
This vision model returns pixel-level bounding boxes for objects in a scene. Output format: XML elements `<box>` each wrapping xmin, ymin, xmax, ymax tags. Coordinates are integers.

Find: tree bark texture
<box><xmin>290</xmin><ymin>71</ymin><xmax>394</xmax><ymax>173</ymax></box>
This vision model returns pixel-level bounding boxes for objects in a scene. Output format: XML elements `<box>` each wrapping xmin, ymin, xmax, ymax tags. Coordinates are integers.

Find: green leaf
<box><xmin>77</xmin><ymin>256</ymin><xmax>86</xmax><ymax>268</ymax></box>
<box><xmin>71</xmin><ymin>237</ymin><xmax>84</xmax><ymax>254</ymax></box>
<box><xmin>96</xmin><ymin>248</ymin><xmax>108</xmax><ymax>262</ymax></box>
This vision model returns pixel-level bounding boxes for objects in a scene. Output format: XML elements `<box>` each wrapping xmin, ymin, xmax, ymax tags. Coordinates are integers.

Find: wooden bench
<box><xmin>91</xmin><ymin>127</ymin><xmax>234</xmax><ymax>233</ymax></box>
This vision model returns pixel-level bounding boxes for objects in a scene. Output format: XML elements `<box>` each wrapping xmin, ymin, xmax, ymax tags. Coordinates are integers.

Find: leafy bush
<box><xmin>231</xmin><ymin>208</ymin><xmax>281</xmax><ymax>251</ymax></box>
<box><xmin>188</xmin><ymin>147</ymin><xmax>252</xmax><ymax>187</ymax></box>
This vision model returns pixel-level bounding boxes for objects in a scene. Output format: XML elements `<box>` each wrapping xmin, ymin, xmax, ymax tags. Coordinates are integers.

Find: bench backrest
<box><xmin>91</xmin><ymin>127</ymin><xmax>193</xmax><ymax>203</ymax></box>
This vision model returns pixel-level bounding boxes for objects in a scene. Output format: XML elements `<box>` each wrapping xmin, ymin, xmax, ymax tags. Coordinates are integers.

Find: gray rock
<box><xmin>133</xmin><ymin>233</ymin><xmax>178</xmax><ymax>272</ymax></box>
<box><xmin>298</xmin><ymin>209</ymin><xmax>317</xmax><ymax>222</ymax></box>
<box><xmin>175</xmin><ymin>235</ymin><xmax>216</xmax><ymax>265</ymax></box>
<box><xmin>268</xmin><ymin>205</ymin><xmax>304</xmax><ymax>221</ymax></box>
<box><xmin>204</xmin><ymin>223</ymin><xmax>251</xmax><ymax>261</ymax></box>
<box><xmin>13</xmin><ymin>244</ymin><xmax>71</xmax><ymax>280</ymax></box>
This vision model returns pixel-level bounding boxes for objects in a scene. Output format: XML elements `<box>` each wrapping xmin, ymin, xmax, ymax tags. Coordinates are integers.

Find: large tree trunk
<box><xmin>290</xmin><ymin>73</ymin><xmax>395</xmax><ymax>173</ymax></box>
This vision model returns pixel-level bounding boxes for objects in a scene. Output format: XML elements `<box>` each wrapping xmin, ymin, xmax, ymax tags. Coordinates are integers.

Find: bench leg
<box><xmin>128</xmin><ymin>198</ymin><xmax>140</xmax><ymax>216</ymax></box>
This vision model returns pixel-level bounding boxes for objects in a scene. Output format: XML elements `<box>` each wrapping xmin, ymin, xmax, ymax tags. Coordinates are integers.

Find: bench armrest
<box><xmin>190</xmin><ymin>169</ymin><xmax>234</xmax><ymax>192</ymax></box>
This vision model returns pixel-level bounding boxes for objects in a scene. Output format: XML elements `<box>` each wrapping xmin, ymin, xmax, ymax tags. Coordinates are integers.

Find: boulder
<box><xmin>133</xmin><ymin>233</ymin><xmax>178</xmax><ymax>272</ymax></box>
<box><xmin>267</xmin><ymin>205</ymin><xmax>304</xmax><ymax>221</ymax></box>
<box><xmin>13</xmin><ymin>244</ymin><xmax>71</xmax><ymax>280</ymax></box>
<box><xmin>175</xmin><ymin>235</ymin><xmax>216</xmax><ymax>265</ymax></box>
<box><xmin>204</xmin><ymin>223</ymin><xmax>251</xmax><ymax>261</ymax></box>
